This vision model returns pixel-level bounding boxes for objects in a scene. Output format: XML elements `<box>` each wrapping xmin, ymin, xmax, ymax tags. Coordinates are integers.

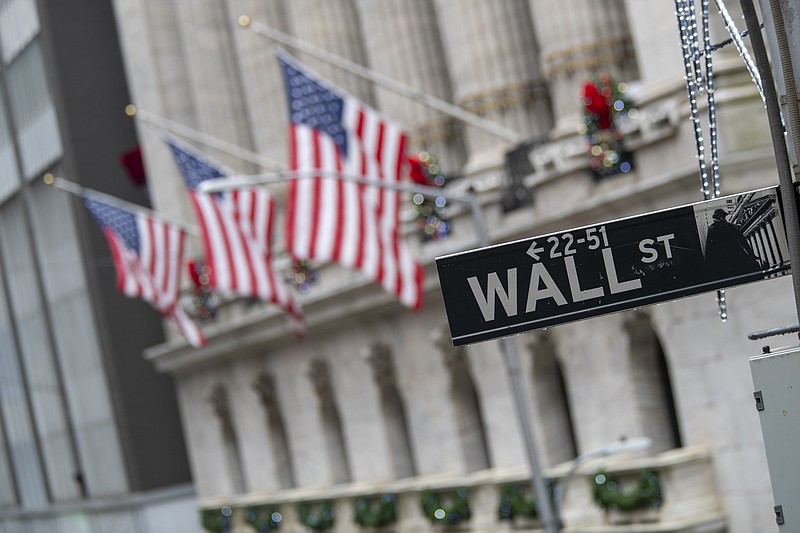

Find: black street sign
<box><xmin>436</xmin><ymin>187</ymin><xmax>791</xmax><ymax>346</ymax></box>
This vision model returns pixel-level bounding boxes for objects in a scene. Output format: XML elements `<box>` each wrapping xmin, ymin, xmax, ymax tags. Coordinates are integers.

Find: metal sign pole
<box><xmin>739</xmin><ymin>0</ymin><xmax>800</xmax><ymax>332</ymax></box>
<box><xmin>499</xmin><ymin>336</ymin><xmax>560</xmax><ymax>532</ymax></box>
<box><xmin>464</xmin><ymin>192</ymin><xmax>559</xmax><ymax>532</ymax></box>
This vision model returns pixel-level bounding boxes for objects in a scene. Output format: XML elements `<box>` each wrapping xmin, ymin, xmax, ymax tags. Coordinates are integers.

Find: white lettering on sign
<box><xmin>468</xmin><ymin>269</ymin><xmax>518</xmax><ymax>321</ymax></box>
<box><xmin>639</xmin><ymin>233</ymin><xmax>676</xmax><ymax>264</ymax></box>
<box><xmin>602</xmin><ymin>248</ymin><xmax>643</xmax><ymax>294</ymax></box>
<box><xmin>468</xmin><ymin>246</ymin><xmax>645</xmax><ymax>322</ymax></box>
<box><xmin>565</xmin><ymin>256</ymin><xmax>604</xmax><ymax>301</ymax></box>
<box><xmin>526</xmin><ymin>263</ymin><xmax>567</xmax><ymax>312</ymax></box>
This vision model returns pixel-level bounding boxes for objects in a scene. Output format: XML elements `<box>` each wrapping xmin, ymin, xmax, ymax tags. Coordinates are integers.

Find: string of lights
<box><xmin>676</xmin><ymin>0</ymin><xmax>711</xmax><ymax>199</ymax></box>
<box><xmin>676</xmin><ymin>0</ymin><xmax>729</xmax><ymax>321</ymax></box>
<box><xmin>708</xmin><ymin>22</ymin><xmax>763</xmax><ymax>52</ymax></box>
<box><xmin>702</xmin><ymin>0</ymin><xmax>727</xmax><ymax>321</ymax></box>
<box><xmin>712</xmin><ymin>0</ymin><xmax>765</xmax><ymax>103</ymax></box>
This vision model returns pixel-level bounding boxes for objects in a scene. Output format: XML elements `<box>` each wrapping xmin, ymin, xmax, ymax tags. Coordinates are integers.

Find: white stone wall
<box><xmin>110</xmin><ymin>1</ymin><xmax>790</xmax><ymax>531</ymax></box>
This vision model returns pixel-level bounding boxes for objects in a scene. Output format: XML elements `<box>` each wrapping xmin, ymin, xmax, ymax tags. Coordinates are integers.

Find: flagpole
<box><xmin>198</xmin><ymin>170</ymin><xmax>561</xmax><ymax>532</ymax></box>
<box><xmin>125</xmin><ymin>105</ymin><xmax>285</xmax><ymax>172</ymax></box>
<box><xmin>198</xmin><ymin>170</ymin><xmax>475</xmax><ymax>202</ymax></box>
<box><xmin>43</xmin><ymin>174</ymin><xmax>201</xmax><ymax>237</ymax></box>
<box><xmin>238</xmin><ymin>16</ymin><xmax>525</xmax><ymax>145</ymax></box>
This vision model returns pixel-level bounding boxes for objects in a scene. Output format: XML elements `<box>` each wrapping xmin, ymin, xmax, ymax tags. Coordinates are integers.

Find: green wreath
<box><xmin>296</xmin><ymin>500</ymin><xmax>334</xmax><ymax>531</ymax></box>
<box><xmin>497</xmin><ymin>484</ymin><xmax>538</xmax><ymax>520</ymax></box>
<box><xmin>420</xmin><ymin>488</ymin><xmax>471</xmax><ymax>526</ymax></box>
<box><xmin>593</xmin><ymin>469</ymin><xmax>663</xmax><ymax>511</ymax></box>
<box><xmin>201</xmin><ymin>507</ymin><xmax>232</xmax><ymax>533</ymax></box>
<box><xmin>353</xmin><ymin>494</ymin><xmax>397</xmax><ymax>528</ymax></box>
<box><xmin>244</xmin><ymin>504</ymin><xmax>282</xmax><ymax>531</ymax></box>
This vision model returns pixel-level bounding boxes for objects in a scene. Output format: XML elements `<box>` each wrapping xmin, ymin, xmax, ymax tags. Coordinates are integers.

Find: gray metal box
<box><xmin>750</xmin><ymin>345</ymin><xmax>800</xmax><ymax>527</ymax></box>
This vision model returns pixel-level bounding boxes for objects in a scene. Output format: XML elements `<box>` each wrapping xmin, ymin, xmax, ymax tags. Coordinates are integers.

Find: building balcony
<box><xmin>198</xmin><ymin>445</ymin><xmax>725</xmax><ymax>533</ymax></box>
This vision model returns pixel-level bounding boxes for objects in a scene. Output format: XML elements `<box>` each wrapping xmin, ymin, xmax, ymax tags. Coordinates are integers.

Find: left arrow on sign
<box><xmin>527</xmin><ymin>240</ymin><xmax>544</xmax><ymax>260</ymax></box>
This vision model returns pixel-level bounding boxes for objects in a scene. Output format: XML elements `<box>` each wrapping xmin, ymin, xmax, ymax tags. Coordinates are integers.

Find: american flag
<box><xmin>166</xmin><ymin>137</ymin><xmax>304</xmax><ymax>332</ymax></box>
<box><xmin>83</xmin><ymin>196</ymin><xmax>205</xmax><ymax>347</ymax></box>
<box><xmin>278</xmin><ymin>52</ymin><xmax>424</xmax><ymax>309</ymax></box>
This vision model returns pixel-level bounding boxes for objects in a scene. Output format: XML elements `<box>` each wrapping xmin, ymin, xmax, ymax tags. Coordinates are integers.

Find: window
<box><xmin>6</xmin><ymin>40</ymin><xmax>62</xmax><ymax>178</ymax></box>
<box><xmin>0</xmin><ymin>86</ymin><xmax>19</xmax><ymax>203</ymax></box>
<box><xmin>0</xmin><ymin>0</ymin><xmax>39</xmax><ymax>63</ymax></box>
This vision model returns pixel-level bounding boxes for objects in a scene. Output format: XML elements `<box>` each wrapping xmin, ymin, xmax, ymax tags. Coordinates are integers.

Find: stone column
<box><xmin>433</xmin><ymin>0</ymin><xmax>552</xmax><ymax>160</ymax></box>
<box><xmin>354</xmin><ymin>0</ymin><xmax>467</xmax><ymax>171</ymax></box>
<box><xmin>527</xmin><ymin>331</ymin><xmax>578</xmax><ymax>466</ymax></box>
<box><xmin>431</xmin><ymin>325</ymin><xmax>491</xmax><ymax>473</ymax></box>
<box><xmin>531</xmin><ymin>0</ymin><xmax>638</xmax><ymax>131</ymax></box>
<box><xmin>225</xmin><ymin>0</ymin><xmax>291</xmax><ymax>166</ymax></box>
<box><xmin>111</xmin><ymin>0</ymin><xmax>196</xmax><ymax>224</ymax></box>
<box><xmin>307</xmin><ymin>359</ymin><xmax>352</xmax><ymax>484</ymax></box>
<box><xmin>173</xmin><ymin>0</ymin><xmax>255</xmax><ymax>168</ymax></box>
<box><xmin>623</xmin><ymin>311</ymin><xmax>682</xmax><ymax>453</ymax></box>
<box><xmin>253</xmin><ymin>373</ymin><xmax>297</xmax><ymax>489</ymax></box>
<box><xmin>364</xmin><ymin>342</ymin><xmax>417</xmax><ymax>479</ymax></box>
<box><xmin>284</xmin><ymin>0</ymin><xmax>374</xmax><ymax>104</ymax></box>
<box><xmin>208</xmin><ymin>385</ymin><xmax>246</xmax><ymax>494</ymax></box>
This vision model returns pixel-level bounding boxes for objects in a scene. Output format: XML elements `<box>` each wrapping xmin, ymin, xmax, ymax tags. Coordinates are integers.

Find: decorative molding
<box><xmin>252</xmin><ymin>373</ymin><xmax>278</xmax><ymax>411</ymax></box>
<box><xmin>431</xmin><ymin>324</ymin><xmax>466</xmax><ymax>372</ymax></box>
<box><xmin>363</xmin><ymin>342</ymin><xmax>396</xmax><ymax>389</ymax></box>
<box><xmin>307</xmin><ymin>359</ymin><xmax>332</xmax><ymax>400</ymax></box>
<box><xmin>208</xmin><ymin>385</ymin><xmax>230</xmax><ymax>422</ymax></box>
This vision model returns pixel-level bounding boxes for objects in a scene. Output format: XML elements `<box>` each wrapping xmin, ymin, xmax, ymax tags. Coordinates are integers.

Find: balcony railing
<box><xmin>199</xmin><ymin>445</ymin><xmax>726</xmax><ymax>532</ymax></box>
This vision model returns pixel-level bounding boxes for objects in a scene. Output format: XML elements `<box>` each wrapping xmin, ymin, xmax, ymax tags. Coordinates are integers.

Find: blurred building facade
<box><xmin>112</xmin><ymin>0</ymin><xmax>791</xmax><ymax>532</ymax></box>
<box><xmin>0</xmin><ymin>0</ymin><xmax>195</xmax><ymax>531</ymax></box>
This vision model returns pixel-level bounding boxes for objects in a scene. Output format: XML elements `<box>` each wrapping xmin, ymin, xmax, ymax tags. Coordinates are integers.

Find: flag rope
<box><xmin>241</xmin><ymin>16</ymin><xmax>524</xmax><ymax>144</ymax></box>
<box><xmin>44</xmin><ymin>174</ymin><xmax>201</xmax><ymax>236</ymax></box>
<box><xmin>128</xmin><ymin>105</ymin><xmax>284</xmax><ymax>172</ymax></box>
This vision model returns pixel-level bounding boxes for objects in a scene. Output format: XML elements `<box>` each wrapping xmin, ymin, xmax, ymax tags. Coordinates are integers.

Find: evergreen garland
<box><xmin>244</xmin><ymin>504</ymin><xmax>283</xmax><ymax>531</ymax></box>
<box><xmin>296</xmin><ymin>500</ymin><xmax>334</xmax><ymax>531</ymax></box>
<box><xmin>497</xmin><ymin>484</ymin><xmax>538</xmax><ymax>520</ymax></box>
<box><xmin>187</xmin><ymin>260</ymin><xmax>217</xmax><ymax>322</ymax></box>
<box><xmin>407</xmin><ymin>152</ymin><xmax>451</xmax><ymax>242</ymax></box>
<box><xmin>353</xmin><ymin>494</ymin><xmax>397</xmax><ymax>528</ymax></box>
<box><xmin>286</xmin><ymin>259</ymin><xmax>319</xmax><ymax>293</ymax></box>
<box><xmin>581</xmin><ymin>72</ymin><xmax>635</xmax><ymax>180</ymax></box>
<box><xmin>201</xmin><ymin>507</ymin><xmax>232</xmax><ymax>533</ymax></box>
<box><xmin>593</xmin><ymin>469</ymin><xmax>663</xmax><ymax>512</ymax></box>
<box><xmin>420</xmin><ymin>488</ymin><xmax>471</xmax><ymax>526</ymax></box>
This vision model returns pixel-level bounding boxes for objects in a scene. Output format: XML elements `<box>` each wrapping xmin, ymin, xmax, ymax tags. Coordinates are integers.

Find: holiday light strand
<box><xmin>702</xmin><ymin>0</ymin><xmax>720</xmax><ymax>198</ymax></box>
<box><xmin>702</xmin><ymin>0</ymin><xmax>728</xmax><ymax>321</ymax></box>
<box><xmin>676</xmin><ymin>0</ymin><xmax>711</xmax><ymax>199</ymax></box>
<box><xmin>712</xmin><ymin>0</ymin><xmax>764</xmax><ymax>103</ymax></box>
<box><xmin>709</xmin><ymin>22</ymin><xmax>763</xmax><ymax>52</ymax></box>
<box><xmin>676</xmin><ymin>0</ymin><xmax>729</xmax><ymax>321</ymax></box>
<box><xmin>687</xmin><ymin>0</ymin><xmax>705</xmax><ymax>92</ymax></box>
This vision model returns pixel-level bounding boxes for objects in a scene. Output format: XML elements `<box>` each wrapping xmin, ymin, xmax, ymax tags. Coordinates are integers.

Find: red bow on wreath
<box><xmin>582</xmin><ymin>82</ymin><xmax>612</xmax><ymax>130</ymax></box>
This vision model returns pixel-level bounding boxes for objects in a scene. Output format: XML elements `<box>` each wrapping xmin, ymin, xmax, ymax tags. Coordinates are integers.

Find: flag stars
<box><xmin>84</xmin><ymin>198</ymin><xmax>140</xmax><ymax>252</ymax></box>
<box><xmin>168</xmin><ymin>141</ymin><xmax>226</xmax><ymax>190</ymax></box>
<box><xmin>279</xmin><ymin>56</ymin><xmax>348</xmax><ymax>157</ymax></box>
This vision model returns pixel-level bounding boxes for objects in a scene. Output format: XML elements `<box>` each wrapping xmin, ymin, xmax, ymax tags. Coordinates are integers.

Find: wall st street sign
<box><xmin>437</xmin><ymin>187</ymin><xmax>791</xmax><ymax>346</ymax></box>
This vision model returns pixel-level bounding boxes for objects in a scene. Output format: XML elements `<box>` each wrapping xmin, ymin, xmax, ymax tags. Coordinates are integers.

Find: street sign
<box><xmin>437</xmin><ymin>186</ymin><xmax>791</xmax><ymax>346</ymax></box>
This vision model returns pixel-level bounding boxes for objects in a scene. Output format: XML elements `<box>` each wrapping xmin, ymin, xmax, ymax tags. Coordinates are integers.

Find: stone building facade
<box><xmin>111</xmin><ymin>0</ymin><xmax>791</xmax><ymax>531</ymax></box>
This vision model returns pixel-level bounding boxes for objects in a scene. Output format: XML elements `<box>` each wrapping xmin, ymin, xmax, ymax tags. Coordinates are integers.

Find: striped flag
<box><xmin>83</xmin><ymin>196</ymin><xmax>205</xmax><ymax>347</ymax></box>
<box><xmin>166</xmin><ymin>137</ymin><xmax>304</xmax><ymax>332</ymax></box>
<box><xmin>278</xmin><ymin>51</ymin><xmax>424</xmax><ymax>310</ymax></box>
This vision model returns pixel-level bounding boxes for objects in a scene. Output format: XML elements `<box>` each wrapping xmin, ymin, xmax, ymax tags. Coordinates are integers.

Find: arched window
<box><xmin>208</xmin><ymin>385</ymin><xmax>245</xmax><ymax>494</ymax></box>
<box><xmin>624</xmin><ymin>312</ymin><xmax>682</xmax><ymax>452</ymax></box>
<box><xmin>253</xmin><ymin>374</ymin><xmax>296</xmax><ymax>489</ymax></box>
<box><xmin>364</xmin><ymin>343</ymin><xmax>417</xmax><ymax>479</ymax></box>
<box><xmin>308</xmin><ymin>360</ymin><xmax>352</xmax><ymax>484</ymax></box>
<box><xmin>528</xmin><ymin>332</ymin><xmax>577</xmax><ymax>465</ymax></box>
